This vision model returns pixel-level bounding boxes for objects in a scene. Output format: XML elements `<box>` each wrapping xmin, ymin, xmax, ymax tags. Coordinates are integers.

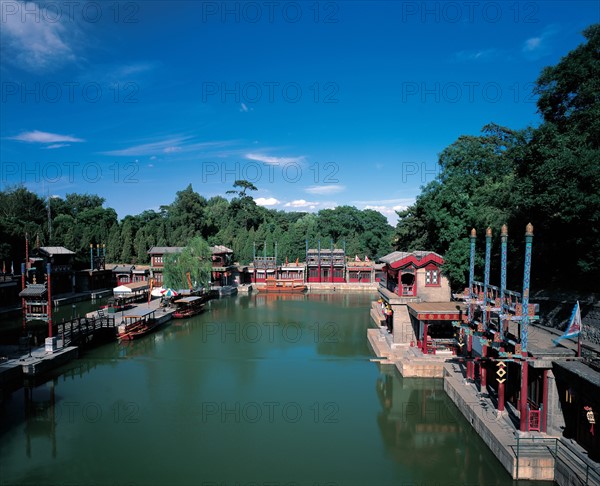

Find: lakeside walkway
<box><xmin>367</xmin><ymin>304</ymin><xmax>600</xmax><ymax>483</ymax></box>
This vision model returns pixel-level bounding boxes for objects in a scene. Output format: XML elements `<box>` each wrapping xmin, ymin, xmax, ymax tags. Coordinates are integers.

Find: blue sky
<box><xmin>1</xmin><ymin>1</ymin><xmax>598</xmax><ymax>224</ymax></box>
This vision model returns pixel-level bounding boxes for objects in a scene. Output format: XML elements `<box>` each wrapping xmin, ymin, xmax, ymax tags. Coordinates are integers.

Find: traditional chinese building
<box><xmin>252</xmin><ymin>256</ymin><xmax>277</xmax><ymax>283</ymax></box>
<box><xmin>210</xmin><ymin>245</ymin><xmax>235</xmax><ymax>286</ymax></box>
<box><xmin>306</xmin><ymin>246</ymin><xmax>345</xmax><ymax>283</ymax></box>
<box><xmin>376</xmin><ymin>250</ymin><xmax>458</xmax><ymax>352</ymax></box>
<box><xmin>147</xmin><ymin>246</ymin><xmax>184</xmax><ymax>285</ymax></box>
<box><xmin>112</xmin><ymin>265</ymin><xmax>149</xmax><ymax>286</ymax></box>
<box><xmin>29</xmin><ymin>247</ymin><xmax>75</xmax><ymax>295</ymax></box>
<box><xmin>346</xmin><ymin>258</ymin><xmax>375</xmax><ymax>284</ymax></box>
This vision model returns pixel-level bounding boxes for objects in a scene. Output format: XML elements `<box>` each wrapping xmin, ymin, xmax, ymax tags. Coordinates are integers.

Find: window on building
<box><xmin>425</xmin><ymin>268</ymin><xmax>440</xmax><ymax>286</ymax></box>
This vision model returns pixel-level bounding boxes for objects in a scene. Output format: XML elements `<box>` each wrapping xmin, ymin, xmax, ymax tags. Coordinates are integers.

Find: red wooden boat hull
<box><xmin>118</xmin><ymin>319</ymin><xmax>163</xmax><ymax>340</ymax></box>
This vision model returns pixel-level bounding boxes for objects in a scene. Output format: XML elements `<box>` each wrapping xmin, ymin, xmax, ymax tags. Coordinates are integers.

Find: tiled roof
<box><xmin>147</xmin><ymin>246</ymin><xmax>184</xmax><ymax>254</ymax></box>
<box><xmin>113</xmin><ymin>265</ymin><xmax>135</xmax><ymax>273</ymax></box>
<box><xmin>211</xmin><ymin>245</ymin><xmax>233</xmax><ymax>254</ymax></box>
<box><xmin>38</xmin><ymin>246</ymin><xmax>75</xmax><ymax>256</ymax></box>
<box><xmin>19</xmin><ymin>284</ymin><xmax>47</xmax><ymax>297</ymax></box>
<box><xmin>378</xmin><ymin>250</ymin><xmax>444</xmax><ymax>265</ymax></box>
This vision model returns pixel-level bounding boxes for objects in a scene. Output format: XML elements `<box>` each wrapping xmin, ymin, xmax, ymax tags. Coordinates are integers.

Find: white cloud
<box><xmin>452</xmin><ymin>48</ymin><xmax>504</xmax><ymax>62</ymax></box>
<box><xmin>523</xmin><ymin>37</ymin><xmax>542</xmax><ymax>52</ymax></box>
<box><xmin>522</xmin><ymin>25</ymin><xmax>560</xmax><ymax>58</ymax></box>
<box><xmin>245</xmin><ymin>153</ymin><xmax>304</xmax><ymax>165</ymax></box>
<box><xmin>102</xmin><ymin>137</ymin><xmax>230</xmax><ymax>156</ymax></box>
<box><xmin>255</xmin><ymin>197</ymin><xmax>280</xmax><ymax>206</ymax></box>
<box><xmin>240</xmin><ymin>103</ymin><xmax>252</xmax><ymax>112</ymax></box>
<box><xmin>163</xmin><ymin>146</ymin><xmax>182</xmax><ymax>153</ymax></box>
<box><xmin>305</xmin><ymin>185</ymin><xmax>345</xmax><ymax>195</ymax></box>
<box><xmin>44</xmin><ymin>143</ymin><xmax>70</xmax><ymax>149</ymax></box>
<box><xmin>9</xmin><ymin>130</ymin><xmax>84</xmax><ymax>144</ymax></box>
<box><xmin>0</xmin><ymin>0</ymin><xmax>77</xmax><ymax>73</ymax></box>
<box><xmin>285</xmin><ymin>199</ymin><xmax>318</xmax><ymax>209</ymax></box>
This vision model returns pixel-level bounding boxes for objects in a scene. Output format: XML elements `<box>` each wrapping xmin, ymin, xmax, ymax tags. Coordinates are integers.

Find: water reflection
<box><xmin>0</xmin><ymin>293</ymin><xmax>546</xmax><ymax>485</ymax></box>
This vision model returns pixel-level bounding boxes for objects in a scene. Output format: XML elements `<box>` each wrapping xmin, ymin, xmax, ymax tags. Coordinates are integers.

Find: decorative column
<box><xmin>497</xmin><ymin>355</ymin><xmax>506</xmax><ymax>412</ymax></box>
<box><xmin>541</xmin><ymin>369</ymin><xmax>549</xmax><ymax>432</ymax></box>
<box><xmin>483</xmin><ymin>227</ymin><xmax>492</xmax><ymax>330</ymax></box>
<box><xmin>21</xmin><ymin>262</ymin><xmax>27</xmax><ymax>332</ymax></box>
<box><xmin>499</xmin><ymin>225</ymin><xmax>508</xmax><ymax>340</ymax></box>
<box><xmin>422</xmin><ymin>321</ymin><xmax>429</xmax><ymax>355</ymax></box>
<box><xmin>467</xmin><ymin>333</ymin><xmax>473</xmax><ymax>379</ymax></box>
<box><xmin>519</xmin><ymin>223</ymin><xmax>534</xmax><ymax>432</ymax></box>
<box><xmin>90</xmin><ymin>243</ymin><xmax>94</xmax><ymax>270</ymax></box>
<box><xmin>468</xmin><ymin>228</ymin><xmax>476</xmax><ymax>321</ymax></box>
<box><xmin>317</xmin><ymin>239</ymin><xmax>321</xmax><ymax>283</ymax></box>
<box><xmin>47</xmin><ymin>263</ymin><xmax>53</xmax><ymax>338</ymax></box>
<box><xmin>467</xmin><ymin>228</ymin><xmax>476</xmax><ymax>380</ymax></box>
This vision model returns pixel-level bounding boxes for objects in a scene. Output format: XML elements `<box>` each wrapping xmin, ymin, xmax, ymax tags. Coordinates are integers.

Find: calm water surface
<box><xmin>1</xmin><ymin>293</ymin><xmax>548</xmax><ymax>485</ymax></box>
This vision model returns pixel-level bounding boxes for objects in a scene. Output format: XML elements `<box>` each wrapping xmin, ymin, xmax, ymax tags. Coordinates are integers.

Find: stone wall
<box><xmin>415</xmin><ymin>269</ymin><xmax>451</xmax><ymax>302</ymax></box>
<box><xmin>532</xmin><ymin>290</ymin><xmax>600</xmax><ymax>346</ymax></box>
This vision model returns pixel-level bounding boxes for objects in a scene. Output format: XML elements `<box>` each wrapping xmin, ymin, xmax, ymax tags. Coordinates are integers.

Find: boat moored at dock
<box><xmin>172</xmin><ymin>296</ymin><xmax>205</xmax><ymax>319</ymax></box>
<box><xmin>117</xmin><ymin>309</ymin><xmax>164</xmax><ymax>340</ymax></box>
<box><xmin>263</xmin><ymin>278</ymin><xmax>307</xmax><ymax>293</ymax></box>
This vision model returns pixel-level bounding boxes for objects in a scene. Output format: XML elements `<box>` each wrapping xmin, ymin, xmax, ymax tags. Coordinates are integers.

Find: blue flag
<box><xmin>553</xmin><ymin>301</ymin><xmax>581</xmax><ymax>345</ymax></box>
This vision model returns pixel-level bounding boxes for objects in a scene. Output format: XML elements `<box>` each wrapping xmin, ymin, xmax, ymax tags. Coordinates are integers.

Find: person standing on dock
<box><xmin>385</xmin><ymin>305</ymin><xmax>393</xmax><ymax>334</ymax></box>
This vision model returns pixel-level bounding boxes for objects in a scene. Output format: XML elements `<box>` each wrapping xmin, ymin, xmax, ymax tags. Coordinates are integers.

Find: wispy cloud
<box><xmin>522</xmin><ymin>25</ymin><xmax>560</xmax><ymax>59</ymax></box>
<box><xmin>255</xmin><ymin>197</ymin><xmax>280</xmax><ymax>206</ymax></box>
<box><xmin>44</xmin><ymin>143</ymin><xmax>70</xmax><ymax>149</ymax></box>
<box><xmin>101</xmin><ymin>137</ymin><xmax>231</xmax><ymax>156</ymax></box>
<box><xmin>305</xmin><ymin>185</ymin><xmax>345</xmax><ymax>195</ymax></box>
<box><xmin>240</xmin><ymin>103</ymin><xmax>253</xmax><ymax>113</ymax></box>
<box><xmin>245</xmin><ymin>153</ymin><xmax>305</xmax><ymax>165</ymax></box>
<box><xmin>452</xmin><ymin>48</ymin><xmax>505</xmax><ymax>62</ymax></box>
<box><xmin>284</xmin><ymin>199</ymin><xmax>318</xmax><ymax>209</ymax></box>
<box><xmin>9</xmin><ymin>130</ymin><xmax>84</xmax><ymax>144</ymax></box>
<box><xmin>0</xmin><ymin>0</ymin><xmax>78</xmax><ymax>73</ymax></box>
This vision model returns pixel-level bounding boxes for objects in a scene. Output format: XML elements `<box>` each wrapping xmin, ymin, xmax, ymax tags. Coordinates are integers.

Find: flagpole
<box><xmin>577</xmin><ymin>301</ymin><xmax>582</xmax><ymax>358</ymax></box>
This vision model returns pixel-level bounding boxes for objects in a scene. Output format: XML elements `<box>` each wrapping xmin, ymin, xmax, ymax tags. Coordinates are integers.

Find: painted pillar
<box><xmin>483</xmin><ymin>227</ymin><xmax>492</xmax><ymax>329</ymax></box>
<box><xmin>330</xmin><ymin>240</ymin><xmax>334</xmax><ymax>283</ymax></box>
<box><xmin>480</xmin><ymin>342</ymin><xmax>487</xmax><ymax>391</ymax></box>
<box><xmin>21</xmin><ymin>262</ymin><xmax>26</xmax><ymax>332</ymax></box>
<box><xmin>47</xmin><ymin>263</ymin><xmax>53</xmax><ymax>338</ymax></box>
<box><xmin>467</xmin><ymin>228</ymin><xmax>477</xmax><ymax>380</ymax></box>
<box><xmin>467</xmin><ymin>334</ymin><xmax>473</xmax><ymax>379</ymax></box>
<box><xmin>500</xmin><ymin>224</ymin><xmax>508</xmax><ymax>341</ymax></box>
<box><xmin>519</xmin><ymin>223</ymin><xmax>534</xmax><ymax>432</ymax></box>
<box><xmin>422</xmin><ymin>322</ymin><xmax>429</xmax><ymax>354</ymax></box>
<box><xmin>498</xmin><ymin>352</ymin><xmax>506</xmax><ymax>412</ymax></box>
<box><xmin>468</xmin><ymin>228</ymin><xmax>476</xmax><ymax>322</ymax></box>
<box><xmin>541</xmin><ymin>369</ymin><xmax>549</xmax><ymax>432</ymax></box>
<box><xmin>317</xmin><ymin>239</ymin><xmax>321</xmax><ymax>283</ymax></box>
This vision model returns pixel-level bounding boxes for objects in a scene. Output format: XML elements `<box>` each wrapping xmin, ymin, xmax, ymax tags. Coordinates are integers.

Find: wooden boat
<box><xmin>172</xmin><ymin>296</ymin><xmax>205</xmax><ymax>319</ymax></box>
<box><xmin>214</xmin><ymin>285</ymin><xmax>238</xmax><ymax>297</ymax></box>
<box><xmin>117</xmin><ymin>311</ymin><xmax>163</xmax><ymax>340</ymax></box>
<box><xmin>263</xmin><ymin>278</ymin><xmax>307</xmax><ymax>293</ymax></box>
<box><xmin>100</xmin><ymin>297</ymin><xmax>136</xmax><ymax>314</ymax></box>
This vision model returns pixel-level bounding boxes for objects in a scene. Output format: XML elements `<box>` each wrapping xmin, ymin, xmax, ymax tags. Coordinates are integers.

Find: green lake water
<box><xmin>0</xmin><ymin>292</ymin><xmax>551</xmax><ymax>485</ymax></box>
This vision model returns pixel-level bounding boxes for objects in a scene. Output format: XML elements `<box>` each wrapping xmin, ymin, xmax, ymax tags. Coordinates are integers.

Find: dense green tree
<box><xmin>163</xmin><ymin>236</ymin><xmax>212</xmax><ymax>289</ymax></box>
